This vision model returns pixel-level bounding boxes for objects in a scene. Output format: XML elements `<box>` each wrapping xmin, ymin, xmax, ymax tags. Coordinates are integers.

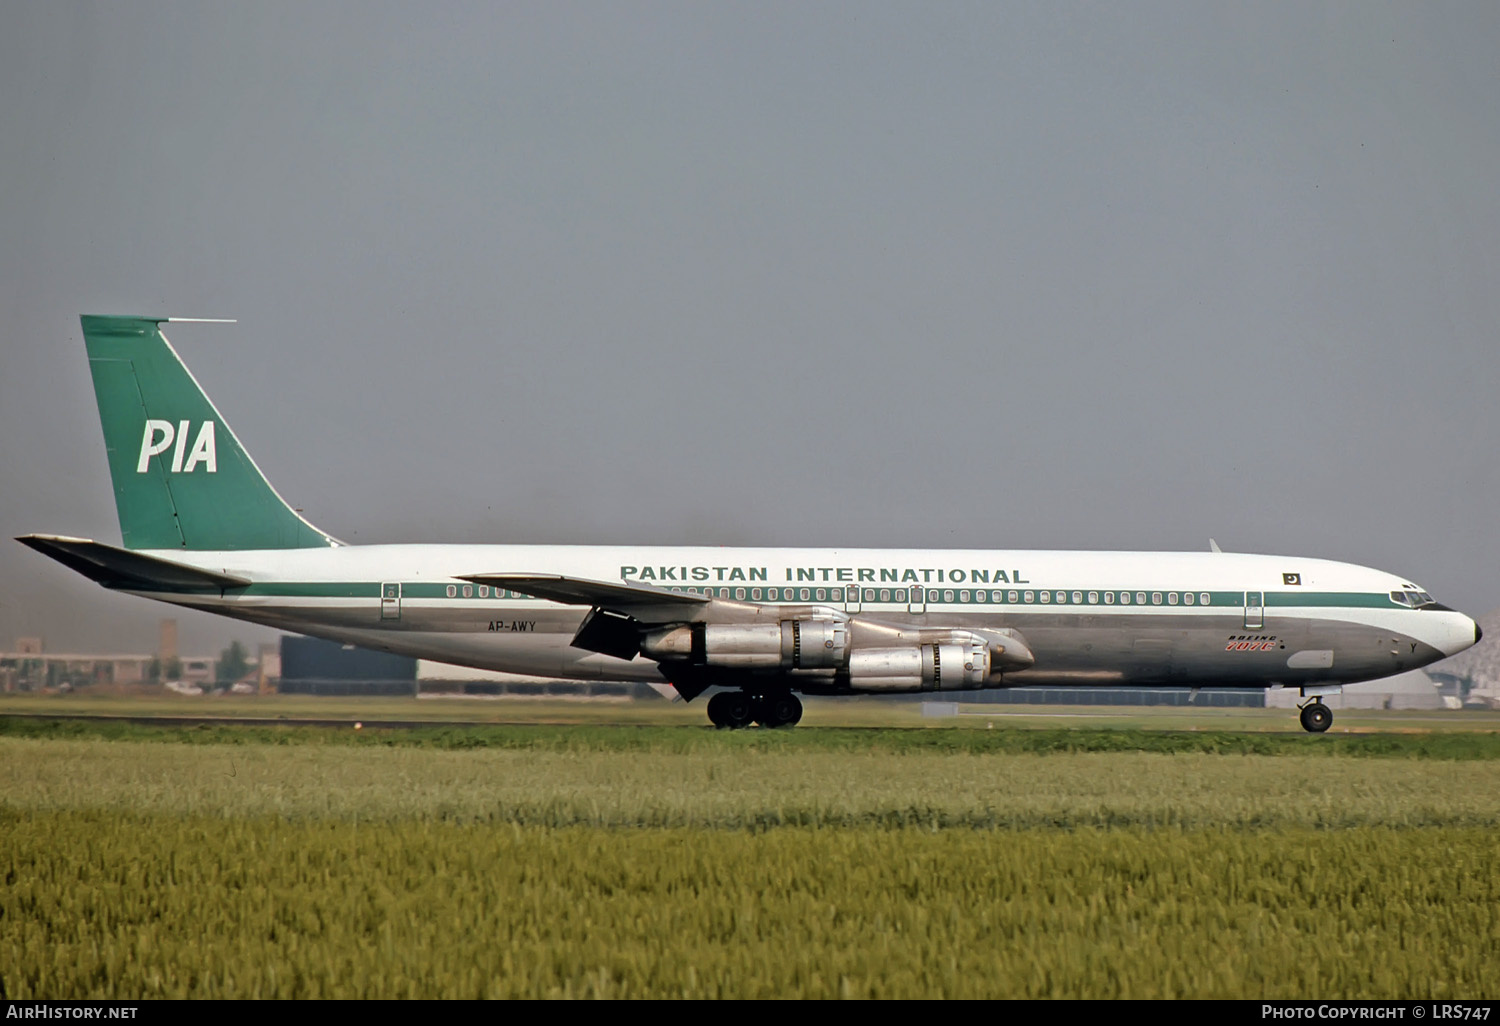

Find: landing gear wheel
<box><xmin>771</xmin><ymin>693</ymin><xmax>803</xmax><ymax>727</ymax></box>
<box><xmin>754</xmin><ymin>693</ymin><xmax>803</xmax><ymax>728</ymax></box>
<box><xmin>718</xmin><ymin>691</ymin><xmax>754</xmax><ymax>730</ymax></box>
<box><xmin>706</xmin><ymin>691</ymin><xmax>730</xmax><ymax>728</ymax></box>
<box><xmin>1299</xmin><ymin>701</ymin><xmax>1333</xmax><ymax>734</ymax></box>
<box><xmin>707</xmin><ymin>691</ymin><xmax>754</xmax><ymax>729</ymax></box>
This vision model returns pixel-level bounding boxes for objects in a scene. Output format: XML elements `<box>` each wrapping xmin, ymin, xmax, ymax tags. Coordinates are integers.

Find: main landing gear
<box><xmin>1299</xmin><ymin>700</ymin><xmax>1333</xmax><ymax>734</ymax></box>
<box><xmin>706</xmin><ymin>691</ymin><xmax>803</xmax><ymax>729</ymax></box>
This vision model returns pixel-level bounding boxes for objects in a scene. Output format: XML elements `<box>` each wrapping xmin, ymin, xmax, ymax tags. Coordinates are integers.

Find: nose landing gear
<box><xmin>706</xmin><ymin>691</ymin><xmax>803</xmax><ymax>729</ymax></box>
<box><xmin>1298</xmin><ymin>700</ymin><xmax>1333</xmax><ymax>733</ymax></box>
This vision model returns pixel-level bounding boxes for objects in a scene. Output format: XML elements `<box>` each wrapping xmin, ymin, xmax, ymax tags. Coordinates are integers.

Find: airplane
<box><xmin>17</xmin><ymin>315</ymin><xmax>1483</xmax><ymax>732</ymax></box>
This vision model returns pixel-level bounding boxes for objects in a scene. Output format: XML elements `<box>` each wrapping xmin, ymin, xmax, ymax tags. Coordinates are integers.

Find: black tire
<box><xmin>782</xmin><ymin>693</ymin><xmax>803</xmax><ymax>727</ymax></box>
<box><xmin>1299</xmin><ymin>701</ymin><xmax>1332</xmax><ymax>733</ymax></box>
<box><xmin>706</xmin><ymin>691</ymin><xmax>730</xmax><ymax>729</ymax></box>
<box><xmin>720</xmin><ymin>691</ymin><xmax>754</xmax><ymax>729</ymax></box>
<box><xmin>757</xmin><ymin>693</ymin><xmax>801</xmax><ymax>728</ymax></box>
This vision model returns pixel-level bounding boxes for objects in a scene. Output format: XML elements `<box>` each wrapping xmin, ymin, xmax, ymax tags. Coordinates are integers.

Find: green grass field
<box><xmin>3</xmin><ymin>698</ymin><xmax>1498</xmax><ymax>998</ymax></box>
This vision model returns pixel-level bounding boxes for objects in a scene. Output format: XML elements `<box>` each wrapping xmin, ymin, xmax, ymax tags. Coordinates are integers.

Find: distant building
<box><xmin>278</xmin><ymin>636</ymin><xmax>417</xmax><ymax>695</ymax></box>
<box><xmin>1264</xmin><ymin>670</ymin><xmax>1444</xmax><ymax>710</ymax></box>
<box><xmin>0</xmin><ymin>637</ymin><xmax>217</xmax><ymax>692</ymax></box>
<box><xmin>159</xmin><ymin>619</ymin><xmax>178</xmax><ymax>665</ymax></box>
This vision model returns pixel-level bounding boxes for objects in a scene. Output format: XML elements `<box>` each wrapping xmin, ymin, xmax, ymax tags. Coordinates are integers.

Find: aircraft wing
<box><xmin>456</xmin><ymin>572</ymin><xmax>711</xmax><ymax>609</ymax></box>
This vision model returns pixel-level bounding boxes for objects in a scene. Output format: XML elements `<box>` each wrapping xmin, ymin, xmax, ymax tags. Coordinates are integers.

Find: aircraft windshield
<box><xmin>1391</xmin><ymin>589</ymin><xmax>1437</xmax><ymax>607</ymax></box>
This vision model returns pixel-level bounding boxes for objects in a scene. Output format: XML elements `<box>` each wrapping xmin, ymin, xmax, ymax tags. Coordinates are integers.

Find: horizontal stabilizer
<box><xmin>457</xmin><ymin>572</ymin><xmax>710</xmax><ymax>609</ymax></box>
<box><xmin>16</xmin><ymin>534</ymin><xmax>250</xmax><ymax>592</ymax></box>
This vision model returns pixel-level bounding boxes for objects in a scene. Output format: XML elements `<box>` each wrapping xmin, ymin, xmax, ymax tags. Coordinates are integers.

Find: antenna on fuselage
<box><xmin>1209</xmin><ymin>539</ymin><xmax>1223</xmax><ymax>553</ymax></box>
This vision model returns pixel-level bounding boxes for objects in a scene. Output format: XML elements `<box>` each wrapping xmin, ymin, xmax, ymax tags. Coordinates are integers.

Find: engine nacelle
<box><xmin>640</xmin><ymin>619</ymin><xmax>849</xmax><ymax>669</ymax></box>
<box><xmin>846</xmin><ymin>640</ymin><xmax>990</xmax><ymax>692</ymax></box>
<box><xmin>783</xmin><ymin>619</ymin><xmax>847</xmax><ymax>669</ymax></box>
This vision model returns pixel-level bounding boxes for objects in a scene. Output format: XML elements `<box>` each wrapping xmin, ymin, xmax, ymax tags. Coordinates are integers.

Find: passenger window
<box><xmin>1023</xmin><ymin>591</ymin><xmax>1034</xmax><ymax>603</ymax></box>
<box><xmin>1168</xmin><ymin>592</ymin><xmax>1178</xmax><ymax>605</ymax></box>
<box><xmin>1151</xmin><ymin>592</ymin><xmax>1161</xmax><ymax>605</ymax></box>
<box><xmin>1040</xmin><ymin>592</ymin><xmax>1051</xmax><ymax>603</ymax></box>
<box><xmin>477</xmin><ymin>585</ymin><xmax>488</xmax><ymax>598</ymax></box>
<box><xmin>1199</xmin><ymin>593</ymin><xmax>1210</xmax><ymax>606</ymax></box>
<box><xmin>800</xmin><ymin>588</ymin><xmax>810</xmax><ymax>601</ymax></box>
<box><xmin>895</xmin><ymin>589</ymin><xmax>906</xmax><ymax>602</ymax></box>
<box><xmin>960</xmin><ymin>590</ymin><xmax>970</xmax><ymax>602</ymax></box>
<box><xmin>1104</xmin><ymin>592</ymin><xmax>1114</xmax><ymax>604</ymax></box>
<box><xmin>1136</xmin><ymin>592</ymin><xmax>1147</xmax><ymax>604</ymax></box>
<box><xmin>1072</xmin><ymin>591</ymin><xmax>1082</xmax><ymax>604</ymax></box>
<box><xmin>1055</xmin><ymin>591</ymin><xmax>1067</xmax><ymax>604</ymax></box>
<box><xmin>879</xmin><ymin>589</ymin><xmax>890</xmax><ymax>602</ymax></box>
<box><xmin>944</xmin><ymin>589</ymin><xmax>955</xmax><ymax>602</ymax></box>
<box><xmin>1183</xmin><ymin>592</ymin><xmax>1194</xmax><ymax>605</ymax></box>
<box><xmin>1087</xmin><ymin>591</ymin><xmax>1098</xmax><ymax>604</ymax></box>
<box><xmin>1007</xmin><ymin>590</ymin><xmax>1018</xmax><ymax>602</ymax></box>
<box><xmin>735</xmin><ymin>588</ymin><xmax>746</xmax><ymax>600</ymax></box>
<box><xmin>866</xmin><ymin>589</ymin><xmax>877</xmax><ymax>602</ymax></box>
<box><xmin>1119</xmin><ymin>592</ymin><xmax>1130</xmax><ymax>604</ymax></box>
<box><xmin>815</xmin><ymin>589</ymin><xmax>826</xmax><ymax>600</ymax></box>
<box><xmin>446</xmin><ymin>585</ymin><xmax>457</xmax><ymax>598</ymax></box>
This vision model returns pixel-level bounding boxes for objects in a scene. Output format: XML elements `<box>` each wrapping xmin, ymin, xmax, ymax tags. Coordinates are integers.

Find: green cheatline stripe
<box><xmin>237</xmin><ymin>582</ymin><xmax>380</xmax><ymax>598</ymax></box>
<box><xmin>1265</xmin><ymin>592</ymin><xmax>1396</xmax><ymax>609</ymax></box>
<box><xmin>226</xmin><ymin>581</ymin><xmax>1410</xmax><ymax>612</ymax></box>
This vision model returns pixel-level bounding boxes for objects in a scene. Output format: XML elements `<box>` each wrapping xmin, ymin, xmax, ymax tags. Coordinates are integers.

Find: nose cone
<box><xmin>1436</xmin><ymin>612</ymin><xmax>1483</xmax><ymax>658</ymax></box>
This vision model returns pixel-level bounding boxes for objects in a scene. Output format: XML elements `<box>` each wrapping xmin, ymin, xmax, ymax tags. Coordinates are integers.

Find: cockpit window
<box><xmin>1391</xmin><ymin>589</ymin><xmax>1437</xmax><ymax>607</ymax></box>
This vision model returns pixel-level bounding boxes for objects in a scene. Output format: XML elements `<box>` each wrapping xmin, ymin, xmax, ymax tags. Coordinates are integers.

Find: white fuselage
<box><xmin>125</xmin><ymin>544</ymin><xmax>1477</xmax><ymax>692</ymax></box>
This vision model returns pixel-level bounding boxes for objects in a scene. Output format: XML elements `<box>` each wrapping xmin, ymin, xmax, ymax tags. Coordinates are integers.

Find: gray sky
<box><xmin>3</xmin><ymin>2</ymin><xmax>1498</xmax><ymax>656</ymax></box>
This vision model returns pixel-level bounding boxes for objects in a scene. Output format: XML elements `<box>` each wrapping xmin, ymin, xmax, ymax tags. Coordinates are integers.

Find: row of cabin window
<box><xmin>443</xmin><ymin>585</ymin><xmax>527</xmax><ymax>599</ymax></box>
<box><xmin>441</xmin><ymin>583</ymin><xmax>1214</xmax><ymax>607</ymax></box>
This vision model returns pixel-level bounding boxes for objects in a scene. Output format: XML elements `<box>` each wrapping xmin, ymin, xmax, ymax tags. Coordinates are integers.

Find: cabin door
<box><xmin>381</xmin><ymin>582</ymin><xmax>402</xmax><ymax>620</ymax></box>
<box><xmin>1243</xmin><ymin>590</ymin><xmax>1263</xmax><ymax>630</ymax></box>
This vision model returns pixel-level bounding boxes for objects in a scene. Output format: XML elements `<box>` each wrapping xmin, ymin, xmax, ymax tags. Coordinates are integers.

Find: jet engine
<box><xmin>640</xmin><ymin>619</ymin><xmax>849</xmax><ymax>670</ymax></box>
<box><xmin>846</xmin><ymin>638</ymin><xmax>990</xmax><ymax>692</ymax></box>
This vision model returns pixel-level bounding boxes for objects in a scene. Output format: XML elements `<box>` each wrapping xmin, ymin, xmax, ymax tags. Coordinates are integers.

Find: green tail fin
<box><xmin>81</xmin><ymin>315</ymin><xmax>337</xmax><ymax>551</ymax></box>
